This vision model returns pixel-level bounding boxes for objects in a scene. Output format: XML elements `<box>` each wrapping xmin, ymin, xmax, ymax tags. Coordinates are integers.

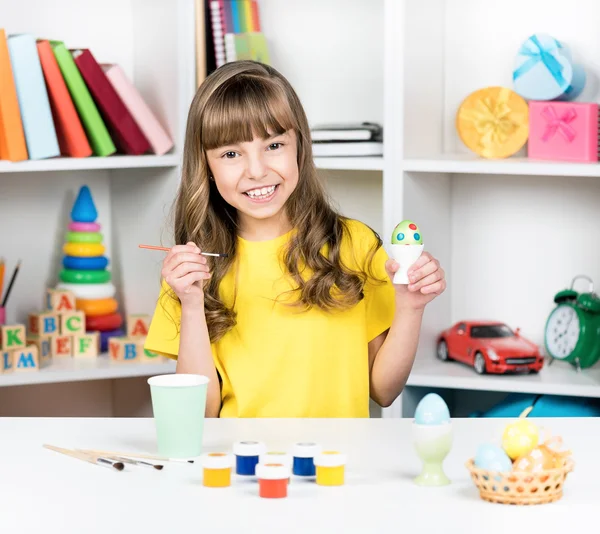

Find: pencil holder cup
<box><xmin>0</xmin><ymin>307</ymin><xmax>5</xmax><ymax>326</ymax></box>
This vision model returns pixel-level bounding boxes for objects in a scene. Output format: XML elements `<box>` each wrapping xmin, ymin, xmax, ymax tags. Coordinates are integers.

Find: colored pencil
<box><xmin>1</xmin><ymin>260</ymin><xmax>20</xmax><ymax>307</ymax></box>
<box><xmin>138</xmin><ymin>244</ymin><xmax>228</xmax><ymax>258</ymax></box>
<box><xmin>0</xmin><ymin>259</ymin><xmax>4</xmax><ymax>304</ymax></box>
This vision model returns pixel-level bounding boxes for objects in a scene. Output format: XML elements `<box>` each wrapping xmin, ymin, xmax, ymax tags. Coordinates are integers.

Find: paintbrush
<box><xmin>1</xmin><ymin>259</ymin><xmax>20</xmax><ymax>308</ymax></box>
<box><xmin>80</xmin><ymin>448</ymin><xmax>195</xmax><ymax>463</ymax></box>
<box><xmin>44</xmin><ymin>444</ymin><xmax>124</xmax><ymax>471</ymax></box>
<box><xmin>77</xmin><ymin>450</ymin><xmax>163</xmax><ymax>470</ymax></box>
<box><xmin>138</xmin><ymin>244</ymin><xmax>228</xmax><ymax>258</ymax></box>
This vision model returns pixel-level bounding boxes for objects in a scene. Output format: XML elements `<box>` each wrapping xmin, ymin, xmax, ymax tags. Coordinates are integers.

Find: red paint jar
<box><xmin>255</xmin><ymin>463</ymin><xmax>290</xmax><ymax>499</ymax></box>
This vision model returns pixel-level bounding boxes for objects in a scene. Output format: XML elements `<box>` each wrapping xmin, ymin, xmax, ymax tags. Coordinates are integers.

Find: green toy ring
<box><xmin>59</xmin><ymin>269</ymin><xmax>111</xmax><ymax>284</ymax></box>
<box><xmin>65</xmin><ymin>231</ymin><xmax>103</xmax><ymax>244</ymax></box>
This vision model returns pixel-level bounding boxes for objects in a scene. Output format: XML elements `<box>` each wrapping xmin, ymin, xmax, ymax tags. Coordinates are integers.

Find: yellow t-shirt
<box><xmin>144</xmin><ymin>219</ymin><xmax>395</xmax><ymax>418</ymax></box>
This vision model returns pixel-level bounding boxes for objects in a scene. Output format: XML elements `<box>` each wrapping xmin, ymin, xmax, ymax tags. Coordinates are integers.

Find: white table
<box><xmin>0</xmin><ymin>417</ymin><xmax>596</xmax><ymax>533</ymax></box>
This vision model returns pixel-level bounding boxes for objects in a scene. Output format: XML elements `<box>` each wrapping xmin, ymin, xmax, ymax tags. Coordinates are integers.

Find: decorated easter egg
<box><xmin>512</xmin><ymin>445</ymin><xmax>556</xmax><ymax>472</ymax></box>
<box><xmin>392</xmin><ymin>220</ymin><xmax>422</xmax><ymax>245</ymax></box>
<box><xmin>474</xmin><ymin>443</ymin><xmax>513</xmax><ymax>472</ymax></box>
<box><xmin>414</xmin><ymin>393</ymin><xmax>450</xmax><ymax>425</ymax></box>
<box><xmin>502</xmin><ymin>419</ymin><xmax>539</xmax><ymax>460</ymax></box>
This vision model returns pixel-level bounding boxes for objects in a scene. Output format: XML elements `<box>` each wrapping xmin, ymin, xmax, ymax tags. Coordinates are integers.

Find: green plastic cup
<box><xmin>148</xmin><ymin>374</ymin><xmax>209</xmax><ymax>458</ymax></box>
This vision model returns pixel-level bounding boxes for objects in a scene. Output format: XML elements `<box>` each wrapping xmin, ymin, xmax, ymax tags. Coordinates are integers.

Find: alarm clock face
<box><xmin>545</xmin><ymin>305</ymin><xmax>580</xmax><ymax>359</ymax></box>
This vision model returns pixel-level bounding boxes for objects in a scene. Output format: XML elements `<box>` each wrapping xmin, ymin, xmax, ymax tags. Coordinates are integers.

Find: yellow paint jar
<box><xmin>201</xmin><ymin>452</ymin><xmax>234</xmax><ymax>488</ymax></box>
<box><xmin>314</xmin><ymin>451</ymin><xmax>348</xmax><ymax>486</ymax></box>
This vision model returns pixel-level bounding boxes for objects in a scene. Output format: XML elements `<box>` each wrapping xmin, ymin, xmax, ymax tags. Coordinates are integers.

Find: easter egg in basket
<box><xmin>502</xmin><ymin>419</ymin><xmax>539</xmax><ymax>460</ymax></box>
<box><xmin>474</xmin><ymin>443</ymin><xmax>513</xmax><ymax>473</ymax></box>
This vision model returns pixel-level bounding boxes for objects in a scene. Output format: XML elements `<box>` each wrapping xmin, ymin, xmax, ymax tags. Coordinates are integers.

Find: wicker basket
<box><xmin>465</xmin><ymin>457</ymin><xmax>575</xmax><ymax>505</ymax></box>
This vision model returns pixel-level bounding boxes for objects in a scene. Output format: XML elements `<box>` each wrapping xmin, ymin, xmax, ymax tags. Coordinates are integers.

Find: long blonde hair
<box><xmin>170</xmin><ymin>60</ymin><xmax>383</xmax><ymax>342</ymax></box>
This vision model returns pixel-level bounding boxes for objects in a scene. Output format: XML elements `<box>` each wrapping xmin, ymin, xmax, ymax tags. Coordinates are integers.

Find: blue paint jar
<box><xmin>233</xmin><ymin>441</ymin><xmax>265</xmax><ymax>475</ymax></box>
<box><xmin>292</xmin><ymin>442</ymin><xmax>321</xmax><ymax>476</ymax></box>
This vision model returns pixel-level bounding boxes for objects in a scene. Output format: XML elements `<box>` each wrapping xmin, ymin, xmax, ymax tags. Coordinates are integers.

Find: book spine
<box><xmin>36</xmin><ymin>40</ymin><xmax>92</xmax><ymax>158</ymax></box>
<box><xmin>0</xmin><ymin>29</ymin><xmax>27</xmax><ymax>161</ymax></box>
<box><xmin>72</xmin><ymin>49</ymin><xmax>150</xmax><ymax>156</ymax></box>
<box><xmin>102</xmin><ymin>64</ymin><xmax>173</xmax><ymax>156</ymax></box>
<box><xmin>210</xmin><ymin>1</ymin><xmax>226</xmax><ymax>68</ymax></box>
<box><xmin>7</xmin><ymin>33</ymin><xmax>60</xmax><ymax>160</ymax></box>
<box><xmin>51</xmin><ymin>41</ymin><xmax>116</xmax><ymax>157</ymax></box>
<box><xmin>250</xmin><ymin>1</ymin><xmax>261</xmax><ymax>32</ymax></box>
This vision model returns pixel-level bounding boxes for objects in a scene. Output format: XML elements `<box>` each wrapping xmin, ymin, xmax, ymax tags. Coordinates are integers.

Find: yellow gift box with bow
<box><xmin>456</xmin><ymin>87</ymin><xmax>529</xmax><ymax>159</ymax></box>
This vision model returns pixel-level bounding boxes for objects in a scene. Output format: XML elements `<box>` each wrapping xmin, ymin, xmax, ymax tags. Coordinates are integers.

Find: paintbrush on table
<box><xmin>44</xmin><ymin>444</ymin><xmax>124</xmax><ymax>471</ymax></box>
<box><xmin>81</xmin><ymin>448</ymin><xmax>194</xmax><ymax>463</ymax></box>
<box><xmin>77</xmin><ymin>449</ymin><xmax>163</xmax><ymax>470</ymax></box>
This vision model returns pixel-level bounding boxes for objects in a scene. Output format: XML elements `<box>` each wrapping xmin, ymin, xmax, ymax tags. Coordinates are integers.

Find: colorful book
<box><xmin>7</xmin><ymin>33</ymin><xmax>59</xmax><ymax>160</ymax></box>
<box><xmin>50</xmin><ymin>41</ymin><xmax>116</xmax><ymax>157</ymax></box>
<box><xmin>102</xmin><ymin>64</ymin><xmax>174</xmax><ymax>156</ymax></box>
<box><xmin>72</xmin><ymin>49</ymin><xmax>150</xmax><ymax>156</ymax></box>
<box><xmin>36</xmin><ymin>40</ymin><xmax>92</xmax><ymax>158</ymax></box>
<box><xmin>225</xmin><ymin>32</ymin><xmax>270</xmax><ymax>64</ymax></box>
<box><xmin>0</xmin><ymin>29</ymin><xmax>27</xmax><ymax>161</ymax></box>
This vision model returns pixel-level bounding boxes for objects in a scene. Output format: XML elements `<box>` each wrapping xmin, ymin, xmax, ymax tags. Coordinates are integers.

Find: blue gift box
<box><xmin>513</xmin><ymin>33</ymin><xmax>585</xmax><ymax>101</ymax></box>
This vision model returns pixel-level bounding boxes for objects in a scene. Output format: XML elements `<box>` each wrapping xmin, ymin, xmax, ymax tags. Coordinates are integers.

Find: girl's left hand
<box><xmin>385</xmin><ymin>252</ymin><xmax>446</xmax><ymax>310</ymax></box>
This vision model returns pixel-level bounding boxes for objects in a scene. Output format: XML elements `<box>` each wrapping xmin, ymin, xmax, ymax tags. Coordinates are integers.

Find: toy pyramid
<box><xmin>56</xmin><ymin>185</ymin><xmax>125</xmax><ymax>352</ymax></box>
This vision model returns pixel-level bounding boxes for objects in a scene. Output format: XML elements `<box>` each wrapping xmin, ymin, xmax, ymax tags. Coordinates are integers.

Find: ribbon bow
<box><xmin>513</xmin><ymin>35</ymin><xmax>567</xmax><ymax>88</ymax></box>
<box><xmin>540</xmin><ymin>105</ymin><xmax>577</xmax><ymax>143</ymax></box>
<box><xmin>460</xmin><ymin>92</ymin><xmax>519</xmax><ymax>149</ymax></box>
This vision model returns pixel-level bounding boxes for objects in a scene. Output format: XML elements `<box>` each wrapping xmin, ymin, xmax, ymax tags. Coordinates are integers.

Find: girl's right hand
<box><xmin>161</xmin><ymin>242</ymin><xmax>211</xmax><ymax>306</ymax></box>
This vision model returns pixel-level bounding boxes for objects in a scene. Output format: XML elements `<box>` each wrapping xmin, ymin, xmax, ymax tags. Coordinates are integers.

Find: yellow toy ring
<box><xmin>76</xmin><ymin>297</ymin><xmax>118</xmax><ymax>316</ymax></box>
<box><xmin>63</xmin><ymin>243</ymin><xmax>105</xmax><ymax>257</ymax></box>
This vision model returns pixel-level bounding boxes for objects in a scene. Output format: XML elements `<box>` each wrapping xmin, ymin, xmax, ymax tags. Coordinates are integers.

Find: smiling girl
<box><xmin>144</xmin><ymin>60</ymin><xmax>446</xmax><ymax>418</ymax></box>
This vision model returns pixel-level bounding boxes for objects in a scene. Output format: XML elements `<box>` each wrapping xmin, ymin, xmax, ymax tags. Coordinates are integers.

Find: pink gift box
<box><xmin>528</xmin><ymin>101</ymin><xmax>598</xmax><ymax>162</ymax></box>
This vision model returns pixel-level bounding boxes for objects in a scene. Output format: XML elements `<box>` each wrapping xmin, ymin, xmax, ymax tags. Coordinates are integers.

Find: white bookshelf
<box><xmin>380</xmin><ymin>0</ymin><xmax>600</xmax><ymax>418</ymax></box>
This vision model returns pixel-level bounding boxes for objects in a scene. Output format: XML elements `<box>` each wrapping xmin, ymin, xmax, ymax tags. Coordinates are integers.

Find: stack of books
<box><xmin>310</xmin><ymin>122</ymin><xmax>383</xmax><ymax>157</ymax></box>
<box><xmin>0</xmin><ymin>29</ymin><xmax>173</xmax><ymax>162</ymax></box>
<box><xmin>208</xmin><ymin>0</ymin><xmax>270</xmax><ymax>68</ymax></box>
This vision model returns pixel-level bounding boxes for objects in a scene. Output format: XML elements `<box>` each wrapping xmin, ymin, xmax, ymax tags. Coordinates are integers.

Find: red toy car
<box><xmin>436</xmin><ymin>321</ymin><xmax>544</xmax><ymax>375</ymax></box>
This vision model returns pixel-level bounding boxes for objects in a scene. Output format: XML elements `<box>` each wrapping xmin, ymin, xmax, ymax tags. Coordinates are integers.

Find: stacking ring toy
<box><xmin>63</xmin><ymin>243</ymin><xmax>105</xmax><ymax>257</ymax></box>
<box><xmin>69</xmin><ymin>222</ymin><xmax>101</xmax><ymax>232</ymax></box>
<box><xmin>65</xmin><ymin>231</ymin><xmax>103</xmax><ymax>244</ymax></box>
<box><xmin>99</xmin><ymin>328</ymin><xmax>125</xmax><ymax>352</ymax></box>
<box><xmin>63</xmin><ymin>256</ymin><xmax>109</xmax><ymax>270</ymax></box>
<box><xmin>76</xmin><ymin>297</ymin><xmax>118</xmax><ymax>316</ymax></box>
<box><xmin>60</xmin><ymin>269</ymin><xmax>111</xmax><ymax>284</ymax></box>
<box><xmin>86</xmin><ymin>312</ymin><xmax>123</xmax><ymax>332</ymax></box>
<box><xmin>58</xmin><ymin>282</ymin><xmax>116</xmax><ymax>300</ymax></box>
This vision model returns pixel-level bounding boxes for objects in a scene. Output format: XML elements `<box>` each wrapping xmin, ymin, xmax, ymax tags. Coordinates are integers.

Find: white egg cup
<box><xmin>390</xmin><ymin>244</ymin><xmax>424</xmax><ymax>284</ymax></box>
<box><xmin>412</xmin><ymin>421</ymin><xmax>452</xmax><ymax>486</ymax></box>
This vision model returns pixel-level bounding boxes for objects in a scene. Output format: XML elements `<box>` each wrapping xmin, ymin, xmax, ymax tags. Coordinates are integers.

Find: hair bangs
<box><xmin>202</xmin><ymin>75</ymin><xmax>298</xmax><ymax>150</ymax></box>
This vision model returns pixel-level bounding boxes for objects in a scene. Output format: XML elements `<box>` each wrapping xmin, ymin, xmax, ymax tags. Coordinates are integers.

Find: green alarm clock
<box><xmin>544</xmin><ymin>275</ymin><xmax>600</xmax><ymax>370</ymax></box>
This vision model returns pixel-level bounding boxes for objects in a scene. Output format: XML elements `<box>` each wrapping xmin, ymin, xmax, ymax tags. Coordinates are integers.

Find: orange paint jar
<box><xmin>259</xmin><ymin>451</ymin><xmax>293</xmax><ymax>484</ymax></box>
<box><xmin>201</xmin><ymin>452</ymin><xmax>234</xmax><ymax>487</ymax></box>
<box><xmin>255</xmin><ymin>463</ymin><xmax>290</xmax><ymax>498</ymax></box>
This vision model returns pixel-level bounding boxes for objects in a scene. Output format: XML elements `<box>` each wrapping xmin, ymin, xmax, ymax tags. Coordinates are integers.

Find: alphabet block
<box><xmin>109</xmin><ymin>337</ymin><xmax>140</xmax><ymax>362</ymax></box>
<box><xmin>137</xmin><ymin>338</ymin><xmax>163</xmax><ymax>363</ymax></box>
<box><xmin>60</xmin><ymin>311</ymin><xmax>85</xmax><ymax>335</ymax></box>
<box><xmin>12</xmin><ymin>345</ymin><xmax>39</xmax><ymax>372</ymax></box>
<box><xmin>1</xmin><ymin>324</ymin><xmax>26</xmax><ymax>351</ymax></box>
<box><xmin>28</xmin><ymin>312</ymin><xmax>60</xmax><ymax>336</ymax></box>
<box><xmin>51</xmin><ymin>335</ymin><xmax>72</xmax><ymax>357</ymax></box>
<box><xmin>46</xmin><ymin>288</ymin><xmax>76</xmax><ymax>313</ymax></box>
<box><xmin>73</xmin><ymin>333</ymin><xmax>99</xmax><ymax>358</ymax></box>
<box><xmin>0</xmin><ymin>351</ymin><xmax>13</xmax><ymax>374</ymax></box>
<box><xmin>27</xmin><ymin>335</ymin><xmax>53</xmax><ymax>367</ymax></box>
<box><xmin>127</xmin><ymin>314</ymin><xmax>151</xmax><ymax>337</ymax></box>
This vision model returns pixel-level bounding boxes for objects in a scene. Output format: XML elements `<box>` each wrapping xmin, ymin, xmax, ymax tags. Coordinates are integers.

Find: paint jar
<box><xmin>292</xmin><ymin>442</ymin><xmax>321</xmax><ymax>477</ymax></box>
<box><xmin>201</xmin><ymin>452</ymin><xmax>234</xmax><ymax>488</ymax></box>
<box><xmin>233</xmin><ymin>441</ymin><xmax>266</xmax><ymax>476</ymax></box>
<box><xmin>259</xmin><ymin>451</ymin><xmax>293</xmax><ymax>484</ymax></box>
<box><xmin>314</xmin><ymin>451</ymin><xmax>347</xmax><ymax>486</ymax></box>
<box><xmin>256</xmin><ymin>463</ymin><xmax>290</xmax><ymax>499</ymax></box>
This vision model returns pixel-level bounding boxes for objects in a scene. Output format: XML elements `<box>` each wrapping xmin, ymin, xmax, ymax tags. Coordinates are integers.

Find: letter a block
<box><xmin>12</xmin><ymin>345</ymin><xmax>39</xmax><ymax>372</ymax></box>
<box><xmin>60</xmin><ymin>311</ymin><xmax>85</xmax><ymax>336</ymax></box>
<box><xmin>51</xmin><ymin>335</ymin><xmax>72</xmax><ymax>357</ymax></box>
<box><xmin>127</xmin><ymin>314</ymin><xmax>150</xmax><ymax>337</ymax></box>
<box><xmin>46</xmin><ymin>288</ymin><xmax>76</xmax><ymax>313</ymax></box>
<box><xmin>109</xmin><ymin>337</ymin><xmax>140</xmax><ymax>362</ymax></box>
<box><xmin>1</xmin><ymin>324</ymin><xmax>26</xmax><ymax>351</ymax></box>
<box><xmin>28</xmin><ymin>312</ymin><xmax>60</xmax><ymax>336</ymax></box>
<box><xmin>73</xmin><ymin>333</ymin><xmax>99</xmax><ymax>358</ymax></box>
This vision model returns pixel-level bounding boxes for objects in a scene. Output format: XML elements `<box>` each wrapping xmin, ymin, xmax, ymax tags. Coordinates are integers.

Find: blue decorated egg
<box><xmin>414</xmin><ymin>393</ymin><xmax>450</xmax><ymax>425</ymax></box>
<box><xmin>474</xmin><ymin>443</ymin><xmax>513</xmax><ymax>472</ymax></box>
